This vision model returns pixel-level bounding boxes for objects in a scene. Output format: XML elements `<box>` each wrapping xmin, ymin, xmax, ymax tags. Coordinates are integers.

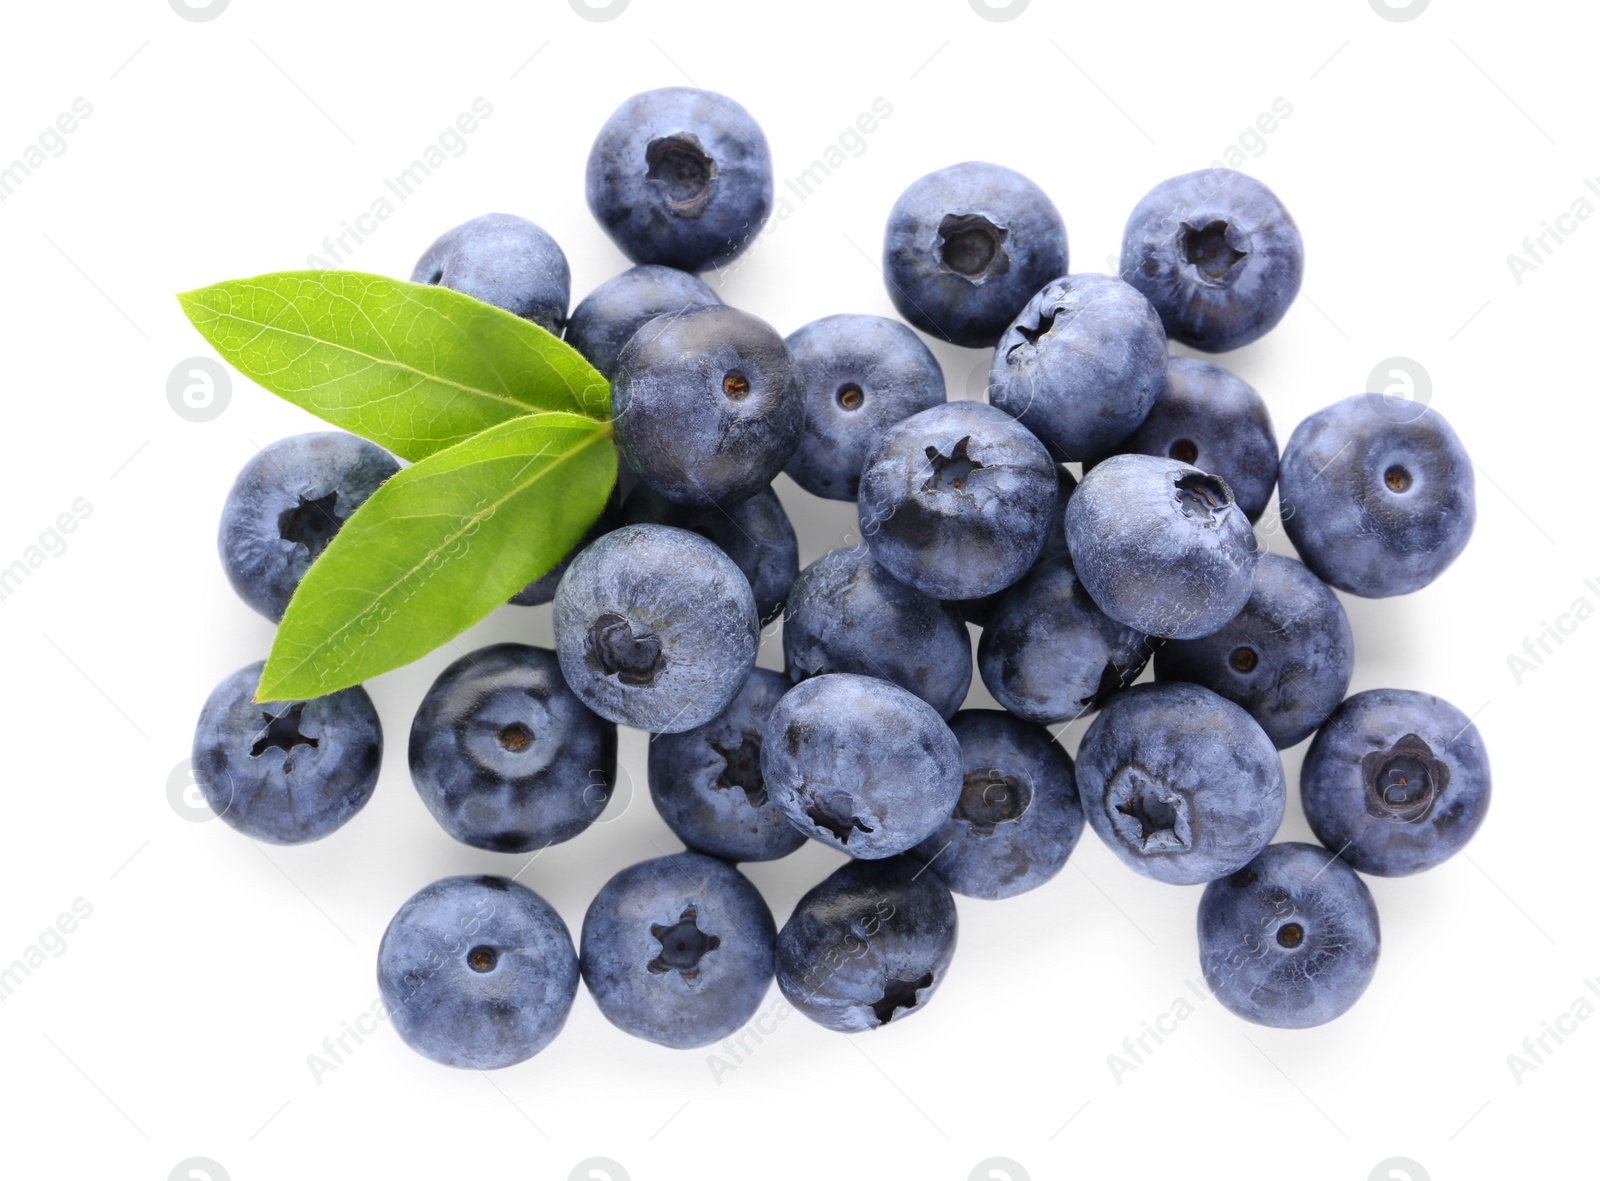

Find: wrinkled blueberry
<box><xmin>565</xmin><ymin>264</ymin><xmax>722</xmax><ymax>380</ymax></box>
<box><xmin>411</xmin><ymin>213</ymin><xmax>570</xmax><ymax>334</ymax></box>
<box><xmin>777</xmin><ymin>856</ymin><xmax>958</xmax><ymax>1032</ymax></box>
<box><xmin>988</xmin><ymin>273</ymin><xmax>1167</xmax><ymax>462</ymax></box>
<box><xmin>762</xmin><ymin>673</ymin><xmax>962</xmax><ymax>859</ymax></box>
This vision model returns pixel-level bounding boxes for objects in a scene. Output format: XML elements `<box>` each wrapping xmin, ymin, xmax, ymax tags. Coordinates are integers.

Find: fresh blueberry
<box><xmin>564</xmin><ymin>265</ymin><xmax>722</xmax><ymax>380</ymax></box>
<box><xmin>782</xmin><ymin>313</ymin><xmax>947</xmax><ymax>501</ymax></box>
<box><xmin>1278</xmin><ymin>395</ymin><xmax>1475</xmax><ymax>598</ymax></box>
<box><xmin>909</xmin><ymin>710</ymin><xmax>1084</xmax><ymax>900</ymax></box>
<box><xmin>581</xmin><ymin>853</ymin><xmax>776</xmax><ymax>1049</ymax></box>
<box><xmin>883</xmin><ymin>161</ymin><xmax>1068</xmax><ymax>349</ymax></box>
<box><xmin>1198</xmin><ymin>842</ymin><xmax>1380</xmax><ymax>1028</ymax></box>
<box><xmin>409</xmin><ymin>644</ymin><xmax>617</xmax><ymax>852</ymax></box>
<box><xmin>1076</xmin><ymin>682</ymin><xmax>1286</xmax><ymax>885</ymax></box>
<box><xmin>1120</xmin><ymin>168</ymin><xmax>1303</xmax><ymax>352</ymax></box>
<box><xmin>411</xmin><ymin>213</ymin><xmax>571</xmax><ymax>334</ymax></box>
<box><xmin>1301</xmin><ymin>689</ymin><xmax>1491</xmax><ymax>877</ymax></box>
<box><xmin>859</xmin><ymin>401</ymin><xmax>1058</xmax><ymax>600</ymax></box>
<box><xmin>586</xmin><ymin>87</ymin><xmax>773</xmax><ymax>273</ymax></box>
<box><xmin>377</xmin><ymin>875</ymin><xmax>578</xmax><ymax>1068</ymax></box>
<box><xmin>509</xmin><ymin>491</ymin><xmax>621</xmax><ymax>608</ymax></box>
<box><xmin>951</xmin><ymin>463</ymin><xmax>1076</xmax><ymax>626</ymax></box>
<box><xmin>776</xmin><ymin>856</ymin><xmax>957</xmax><ymax>1032</ymax></box>
<box><xmin>552</xmin><ymin>524</ymin><xmax>759</xmax><ymax>733</ymax></box>
<box><xmin>613</xmin><ymin>304</ymin><xmax>802</xmax><ymax>506</ymax></box>
<box><xmin>620</xmin><ymin>483</ymin><xmax>798</xmax><ymax>624</ymax></box>
<box><xmin>1155</xmin><ymin>554</ymin><xmax>1353</xmax><ymax>749</ymax></box>
<box><xmin>193</xmin><ymin>661</ymin><xmax>381</xmax><ymax>845</ymax></box>
<box><xmin>988</xmin><ymin>273</ymin><xmax>1167</xmax><ymax>462</ymax></box>
<box><xmin>1103</xmin><ymin>356</ymin><xmax>1278</xmax><ymax>522</ymax></box>
<box><xmin>782</xmin><ymin>545</ymin><xmax>971</xmax><ymax>720</ymax></box>
<box><xmin>761</xmin><ymin>673</ymin><xmax>962</xmax><ymax>859</ymax></box>
<box><xmin>648</xmin><ymin>669</ymin><xmax>806</xmax><ymax>863</ymax></box>
<box><xmin>218</xmin><ymin>432</ymin><xmax>399</xmax><ymax>623</ymax></box>
<box><xmin>1065</xmin><ymin>452</ymin><xmax>1258</xmax><ymax>639</ymax></box>
<box><xmin>976</xmin><ymin>555</ymin><xmax>1151</xmax><ymax>725</ymax></box>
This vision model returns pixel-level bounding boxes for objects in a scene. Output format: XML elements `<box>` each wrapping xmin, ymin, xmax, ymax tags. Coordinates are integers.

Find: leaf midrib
<box><xmin>263</xmin><ymin>422</ymin><xmax>609</xmax><ymax>694</ymax></box>
<box><xmin>186</xmin><ymin>299</ymin><xmax>548</xmax><ymax>417</ymax></box>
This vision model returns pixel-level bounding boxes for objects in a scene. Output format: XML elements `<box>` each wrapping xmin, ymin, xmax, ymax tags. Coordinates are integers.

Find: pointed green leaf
<box><xmin>177</xmin><ymin>271</ymin><xmax>608</xmax><ymax>461</ymax></box>
<box><xmin>258</xmin><ymin>411</ymin><xmax>615</xmax><ymax>700</ymax></box>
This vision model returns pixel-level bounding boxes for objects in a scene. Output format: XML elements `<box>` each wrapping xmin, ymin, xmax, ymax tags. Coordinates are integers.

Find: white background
<box><xmin>0</xmin><ymin>1</ymin><xmax>1589</xmax><ymax>1178</ymax></box>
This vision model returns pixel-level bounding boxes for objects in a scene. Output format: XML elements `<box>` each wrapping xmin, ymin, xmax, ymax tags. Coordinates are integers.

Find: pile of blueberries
<box><xmin>194</xmin><ymin>87</ymin><xmax>1490</xmax><ymax>1067</ymax></box>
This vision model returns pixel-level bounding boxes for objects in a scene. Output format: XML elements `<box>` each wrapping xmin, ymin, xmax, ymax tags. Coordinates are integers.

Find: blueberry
<box><xmin>581</xmin><ymin>853</ymin><xmax>776</xmax><ymax>1049</ymax></box>
<box><xmin>1278</xmin><ymin>395</ymin><xmax>1475</xmax><ymax>598</ymax></box>
<box><xmin>1155</xmin><ymin>554</ymin><xmax>1353</xmax><ymax>749</ymax></box>
<box><xmin>408</xmin><ymin>644</ymin><xmax>617</xmax><ymax>852</ymax></box>
<box><xmin>613</xmin><ymin>305</ymin><xmax>802</xmax><ymax>506</ymax></box>
<box><xmin>776</xmin><ymin>856</ymin><xmax>957</xmax><ymax>1032</ymax></box>
<box><xmin>782</xmin><ymin>545</ymin><xmax>972</xmax><ymax>720</ymax></box>
<box><xmin>859</xmin><ymin>401</ymin><xmax>1058</xmax><ymax>600</ymax></box>
<box><xmin>648</xmin><ymin>669</ymin><xmax>806</xmax><ymax>863</ymax></box>
<box><xmin>620</xmin><ymin>482</ymin><xmax>798</xmax><ymax>624</ymax></box>
<box><xmin>910</xmin><ymin>710</ymin><xmax>1084</xmax><ymax>900</ymax></box>
<box><xmin>882</xmin><ymin>161</ymin><xmax>1068</xmax><ymax>349</ymax></box>
<box><xmin>988</xmin><ymin>273</ymin><xmax>1167</xmax><ymax>462</ymax></box>
<box><xmin>218</xmin><ymin>432</ymin><xmax>399</xmax><ymax>623</ymax></box>
<box><xmin>1300</xmin><ymin>689</ymin><xmax>1491</xmax><ymax>877</ymax></box>
<box><xmin>951</xmin><ymin>463</ymin><xmax>1076</xmax><ymax>626</ymax></box>
<box><xmin>586</xmin><ymin>88</ymin><xmax>773</xmax><ymax>273</ymax></box>
<box><xmin>509</xmin><ymin>491</ymin><xmax>621</xmax><ymax>608</ymax></box>
<box><xmin>1120</xmin><ymin>168</ymin><xmax>1303</xmax><ymax>352</ymax></box>
<box><xmin>1104</xmin><ymin>356</ymin><xmax>1278</xmax><ymax>522</ymax></box>
<box><xmin>761</xmin><ymin>673</ymin><xmax>962</xmax><ymax>859</ymax></box>
<box><xmin>553</xmin><ymin>524</ymin><xmax>759</xmax><ymax>733</ymax></box>
<box><xmin>377</xmin><ymin>875</ymin><xmax>578</xmax><ymax>1068</ymax></box>
<box><xmin>1065</xmin><ymin>452</ymin><xmax>1258</xmax><ymax>639</ymax></box>
<box><xmin>782</xmin><ymin>313</ymin><xmax>947</xmax><ymax>500</ymax></box>
<box><xmin>564</xmin><ymin>265</ymin><xmax>722</xmax><ymax>381</ymax></box>
<box><xmin>193</xmin><ymin>661</ymin><xmax>381</xmax><ymax>845</ymax></box>
<box><xmin>411</xmin><ymin>213</ymin><xmax>571</xmax><ymax>334</ymax></box>
<box><xmin>1076</xmin><ymin>682</ymin><xmax>1285</xmax><ymax>885</ymax></box>
<box><xmin>1198</xmin><ymin>843</ymin><xmax>1380</xmax><ymax>1028</ymax></box>
<box><xmin>976</xmin><ymin>555</ymin><xmax>1151</xmax><ymax>725</ymax></box>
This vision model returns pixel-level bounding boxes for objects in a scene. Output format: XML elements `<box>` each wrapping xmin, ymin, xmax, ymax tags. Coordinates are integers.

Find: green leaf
<box><xmin>257</xmin><ymin>410</ymin><xmax>616</xmax><ymax>700</ymax></box>
<box><xmin>177</xmin><ymin>271</ymin><xmax>608</xmax><ymax>462</ymax></box>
